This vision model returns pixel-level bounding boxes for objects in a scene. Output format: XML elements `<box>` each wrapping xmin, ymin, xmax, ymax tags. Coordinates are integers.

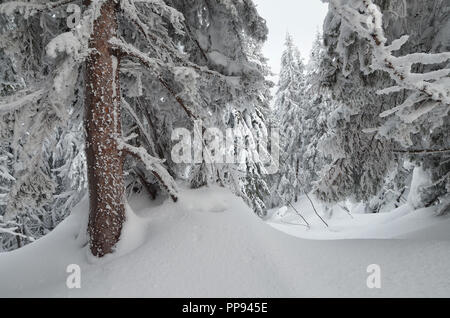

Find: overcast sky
<box><xmin>254</xmin><ymin>0</ymin><xmax>329</xmax><ymax>78</ymax></box>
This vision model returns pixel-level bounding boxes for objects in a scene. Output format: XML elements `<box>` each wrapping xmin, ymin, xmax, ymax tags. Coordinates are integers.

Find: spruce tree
<box><xmin>298</xmin><ymin>31</ymin><xmax>331</xmax><ymax>195</ymax></box>
<box><xmin>318</xmin><ymin>0</ymin><xmax>449</xmax><ymax>213</ymax></box>
<box><xmin>0</xmin><ymin>0</ymin><xmax>270</xmax><ymax>255</ymax></box>
<box><xmin>268</xmin><ymin>33</ymin><xmax>306</xmax><ymax>207</ymax></box>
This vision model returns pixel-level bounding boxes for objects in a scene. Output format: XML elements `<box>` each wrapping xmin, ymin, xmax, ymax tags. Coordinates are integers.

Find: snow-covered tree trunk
<box><xmin>0</xmin><ymin>0</ymin><xmax>269</xmax><ymax>252</ymax></box>
<box><xmin>84</xmin><ymin>0</ymin><xmax>125</xmax><ymax>257</ymax></box>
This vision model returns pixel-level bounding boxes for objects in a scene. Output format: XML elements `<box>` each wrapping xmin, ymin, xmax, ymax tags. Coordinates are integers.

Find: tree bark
<box><xmin>84</xmin><ymin>0</ymin><xmax>125</xmax><ymax>257</ymax></box>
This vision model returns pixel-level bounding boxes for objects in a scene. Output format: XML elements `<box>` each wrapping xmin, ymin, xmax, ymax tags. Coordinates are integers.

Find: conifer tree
<box><xmin>268</xmin><ymin>33</ymin><xmax>306</xmax><ymax>207</ymax></box>
<box><xmin>0</xmin><ymin>0</ymin><xmax>270</xmax><ymax>255</ymax></box>
<box><xmin>298</xmin><ymin>31</ymin><xmax>331</xmax><ymax>195</ymax></box>
<box><xmin>318</xmin><ymin>0</ymin><xmax>449</xmax><ymax>213</ymax></box>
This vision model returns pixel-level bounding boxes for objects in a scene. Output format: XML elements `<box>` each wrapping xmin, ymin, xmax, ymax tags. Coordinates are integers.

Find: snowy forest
<box><xmin>0</xmin><ymin>0</ymin><xmax>449</xmax><ymax>298</ymax></box>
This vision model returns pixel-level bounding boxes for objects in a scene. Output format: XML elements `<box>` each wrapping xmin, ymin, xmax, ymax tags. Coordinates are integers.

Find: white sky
<box><xmin>254</xmin><ymin>0</ymin><xmax>329</xmax><ymax>77</ymax></box>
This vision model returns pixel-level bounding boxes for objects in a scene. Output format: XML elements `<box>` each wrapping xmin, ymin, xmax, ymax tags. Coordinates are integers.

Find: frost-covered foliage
<box><xmin>298</xmin><ymin>32</ymin><xmax>331</xmax><ymax>196</ymax></box>
<box><xmin>116</xmin><ymin>0</ymin><xmax>273</xmax><ymax>215</ymax></box>
<box><xmin>267</xmin><ymin>33</ymin><xmax>335</xmax><ymax>210</ymax></box>
<box><xmin>0</xmin><ymin>8</ymin><xmax>86</xmax><ymax>250</ymax></box>
<box><xmin>266</xmin><ymin>34</ymin><xmax>306</xmax><ymax>208</ymax></box>
<box><xmin>367</xmin><ymin>160</ymin><xmax>412</xmax><ymax>214</ymax></box>
<box><xmin>0</xmin><ymin>9</ymin><xmax>85</xmax><ymax>250</ymax></box>
<box><xmin>0</xmin><ymin>0</ymin><xmax>271</xmax><ymax>251</ymax></box>
<box><xmin>317</xmin><ymin>0</ymin><xmax>449</xmax><ymax>212</ymax></box>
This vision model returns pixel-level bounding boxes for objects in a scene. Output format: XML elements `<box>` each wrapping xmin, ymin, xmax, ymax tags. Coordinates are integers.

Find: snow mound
<box><xmin>1</xmin><ymin>185</ymin><xmax>450</xmax><ymax>297</ymax></box>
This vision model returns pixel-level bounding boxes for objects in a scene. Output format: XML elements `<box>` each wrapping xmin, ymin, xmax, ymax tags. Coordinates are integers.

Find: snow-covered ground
<box><xmin>1</xmin><ymin>185</ymin><xmax>450</xmax><ymax>297</ymax></box>
<box><xmin>268</xmin><ymin>195</ymin><xmax>450</xmax><ymax>240</ymax></box>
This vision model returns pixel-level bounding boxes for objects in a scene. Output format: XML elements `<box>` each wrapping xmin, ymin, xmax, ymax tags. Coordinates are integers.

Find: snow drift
<box><xmin>1</xmin><ymin>185</ymin><xmax>450</xmax><ymax>297</ymax></box>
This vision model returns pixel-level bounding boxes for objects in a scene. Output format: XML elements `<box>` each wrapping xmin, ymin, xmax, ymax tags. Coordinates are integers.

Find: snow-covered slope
<box><xmin>267</xmin><ymin>194</ymin><xmax>450</xmax><ymax>240</ymax></box>
<box><xmin>1</xmin><ymin>185</ymin><xmax>450</xmax><ymax>297</ymax></box>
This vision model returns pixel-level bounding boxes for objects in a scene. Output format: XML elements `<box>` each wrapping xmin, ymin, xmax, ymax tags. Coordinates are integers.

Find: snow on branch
<box><xmin>0</xmin><ymin>218</ymin><xmax>35</xmax><ymax>241</ymax></box>
<box><xmin>110</xmin><ymin>35</ymin><xmax>222</xmax><ymax>79</ymax></box>
<box><xmin>109</xmin><ymin>37</ymin><xmax>162</xmax><ymax>70</ymax></box>
<box><xmin>121</xmin><ymin>1</ymin><xmax>189</xmax><ymax>63</ymax></box>
<box><xmin>0</xmin><ymin>156</ymin><xmax>15</xmax><ymax>181</ymax></box>
<box><xmin>0</xmin><ymin>0</ymin><xmax>74</xmax><ymax>18</ymax></box>
<box><xmin>0</xmin><ymin>89</ymin><xmax>45</xmax><ymax>114</ymax></box>
<box><xmin>132</xmin><ymin>0</ymin><xmax>185</xmax><ymax>34</ymax></box>
<box><xmin>46</xmin><ymin>1</ymin><xmax>105</xmax><ymax>61</ymax></box>
<box><xmin>117</xmin><ymin>137</ymin><xmax>179</xmax><ymax>202</ymax></box>
<box><xmin>121</xmin><ymin>0</ymin><xmax>210</xmax><ymax>66</ymax></box>
<box><xmin>117</xmin><ymin>1</ymin><xmax>229</xmax><ymax>82</ymax></box>
<box><xmin>120</xmin><ymin>0</ymin><xmax>155</xmax><ymax>45</ymax></box>
<box><xmin>110</xmin><ymin>37</ymin><xmax>199</xmax><ymax>119</ymax></box>
<box><xmin>46</xmin><ymin>32</ymin><xmax>83</xmax><ymax>59</ymax></box>
<box><xmin>0</xmin><ymin>226</ymin><xmax>34</xmax><ymax>240</ymax></box>
<box><xmin>325</xmin><ymin>0</ymin><xmax>450</xmax><ymax>119</ymax></box>
<box><xmin>122</xmin><ymin>98</ymin><xmax>155</xmax><ymax>153</ymax></box>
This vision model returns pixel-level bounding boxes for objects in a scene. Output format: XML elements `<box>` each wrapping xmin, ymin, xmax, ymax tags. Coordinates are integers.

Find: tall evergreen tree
<box><xmin>298</xmin><ymin>31</ymin><xmax>331</xmax><ymax>195</ymax></box>
<box><xmin>0</xmin><ymin>0</ymin><xmax>270</xmax><ymax>255</ymax></box>
<box><xmin>313</xmin><ymin>9</ymin><xmax>395</xmax><ymax>206</ymax></box>
<box><xmin>267</xmin><ymin>33</ymin><xmax>306</xmax><ymax>208</ymax></box>
<box><xmin>317</xmin><ymin>0</ymin><xmax>449</xmax><ymax>213</ymax></box>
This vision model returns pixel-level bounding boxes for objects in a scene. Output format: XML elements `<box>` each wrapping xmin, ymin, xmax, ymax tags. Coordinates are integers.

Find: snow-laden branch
<box><xmin>110</xmin><ymin>37</ymin><xmax>199</xmax><ymax>119</ymax></box>
<box><xmin>324</xmin><ymin>0</ymin><xmax>450</xmax><ymax>119</ymax></box>
<box><xmin>118</xmin><ymin>0</ymin><xmax>229</xmax><ymax>83</ymax></box>
<box><xmin>0</xmin><ymin>89</ymin><xmax>45</xmax><ymax>114</ymax></box>
<box><xmin>0</xmin><ymin>156</ymin><xmax>15</xmax><ymax>181</ymax></box>
<box><xmin>0</xmin><ymin>0</ymin><xmax>74</xmax><ymax>18</ymax></box>
<box><xmin>122</xmin><ymin>98</ymin><xmax>156</xmax><ymax>154</ymax></box>
<box><xmin>131</xmin><ymin>0</ymin><xmax>185</xmax><ymax>35</ymax></box>
<box><xmin>120</xmin><ymin>0</ymin><xmax>158</xmax><ymax>48</ymax></box>
<box><xmin>121</xmin><ymin>0</ymin><xmax>210</xmax><ymax>66</ymax></box>
<box><xmin>2</xmin><ymin>0</ymin><xmax>102</xmax><ymax>61</ymax></box>
<box><xmin>109</xmin><ymin>37</ymin><xmax>162</xmax><ymax>70</ymax></box>
<box><xmin>46</xmin><ymin>1</ymin><xmax>105</xmax><ymax>61</ymax></box>
<box><xmin>0</xmin><ymin>217</ymin><xmax>35</xmax><ymax>241</ymax></box>
<box><xmin>0</xmin><ymin>226</ymin><xmax>34</xmax><ymax>240</ymax></box>
<box><xmin>110</xmin><ymin>33</ymin><xmax>222</xmax><ymax>79</ymax></box>
<box><xmin>46</xmin><ymin>32</ymin><xmax>83</xmax><ymax>59</ymax></box>
<box><xmin>117</xmin><ymin>137</ymin><xmax>178</xmax><ymax>202</ymax></box>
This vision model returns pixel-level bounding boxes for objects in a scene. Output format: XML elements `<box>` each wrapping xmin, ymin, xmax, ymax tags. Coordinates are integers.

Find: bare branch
<box><xmin>306</xmin><ymin>193</ymin><xmax>329</xmax><ymax>228</ymax></box>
